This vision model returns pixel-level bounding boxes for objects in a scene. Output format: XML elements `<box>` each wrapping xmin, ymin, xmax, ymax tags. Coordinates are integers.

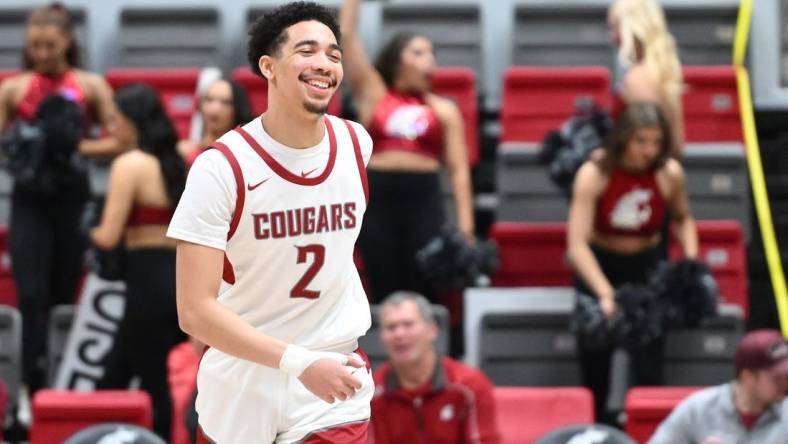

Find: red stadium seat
<box><xmin>0</xmin><ymin>70</ymin><xmax>19</xmax><ymax>84</ymax></box>
<box><xmin>431</xmin><ymin>67</ymin><xmax>479</xmax><ymax>165</ymax></box>
<box><xmin>669</xmin><ymin>220</ymin><xmax>748</xmax><ymax>316</ymax></box>
<box><xmin>0</xmin><ymin>226</ymin><xmax>17</xmax><ymax>307</ymax></box>
<box><xmin>682</xmin><ymin>66</ymin><xmax>742</xmax><ymax>143</ymax></box>
<box><xmin>105</xmin><ymin>68</ymin><xmax>201</xmax><ymax>140</ymax></box>
<box><xmin>489</xmin><ymin>220</ymin><xmax>749</xmax><ymax>316</ymax></box>
<box><xmin>494</xmin><ymin>387</ymin><xmax>594</xmax><ymax>444</ymax></box>
<box><xmin>31</xmin><ymin>389</ymin><xmax>152</xmax><ymax>444</ymax></box>
<box><xmin>500</xmin><ymin>66</ymin><xmax>611</xmax><ymax>144</ymax></box>
<box><xmin>624</xmin><ymin>386</ymin><xmax>703</xmax><ymax>444</ymax></box>
<box><xmin>489</xmin><ymin>222</ymin><xmax>572</xmax><ymax>286</ymax></box>
<box><xmin>232</xmin><ymin>67</ymin><xmax>341</xmax><ymax>117</ymax></box>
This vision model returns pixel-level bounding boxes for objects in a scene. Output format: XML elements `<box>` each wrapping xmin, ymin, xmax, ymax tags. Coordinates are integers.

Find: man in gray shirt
<box><xmin>649</xmin><ymin>329</ymin><xmax>788</xmax><ymax>444</ymax></box>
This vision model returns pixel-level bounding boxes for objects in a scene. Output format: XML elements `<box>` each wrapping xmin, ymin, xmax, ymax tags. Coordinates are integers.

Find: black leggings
<box><xmin>357</xmin><ymin>170</ymin><xmax>445</xmax><ymax>303</ymax></box>
<box><xmin>10</xmin><ymin>186</ymin><xmax>88</xmax><ymax>391</ymax></box>
<box><xmin>574</xmin><ymin>244</ymin><xmax>665</xmax><ymax>422</ymax></box>
<box><xmin>98</xmin><ymin>248</ymin><xmax>184</xmax><ymax>440</ymax></box>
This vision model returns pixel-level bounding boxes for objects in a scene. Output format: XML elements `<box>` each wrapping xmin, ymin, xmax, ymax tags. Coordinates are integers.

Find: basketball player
<box><xmin>167</xmin><ymin>3</ymin><xmax>374</xmax><ymax>443</ymax></box>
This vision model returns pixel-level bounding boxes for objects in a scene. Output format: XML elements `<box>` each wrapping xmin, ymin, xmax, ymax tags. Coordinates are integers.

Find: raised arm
<box><xmin>430</xmin><ymin>95</ymin><xmax>474</xmax><ymax>239</ymax></box>
<box><xmin>567</xmin><ymin>162</ymin><xmax>616</xmax><ymax>318</ymax></box>
<box><xmin>665</xmin><ymin>159</ymin><xmax>697</xmax><ymax>259</ymax></box>
<box><xmin>339</xmin><ymin>0</ymin><xmax>386</xmax><ymax>124</ymax></box>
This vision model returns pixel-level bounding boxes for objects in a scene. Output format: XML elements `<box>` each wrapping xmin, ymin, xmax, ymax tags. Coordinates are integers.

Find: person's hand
<box><xmin>600</xmin><ymin>296</ymin><xmax>617</xmax><ymax>320</ymax></box>
<box><xmin>297</xmin><ymin>354</ymin><xmax>364</xmax><ymax>404</ymax></box>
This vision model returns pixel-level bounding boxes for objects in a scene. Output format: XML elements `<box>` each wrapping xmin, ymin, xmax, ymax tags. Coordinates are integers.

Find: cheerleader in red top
<box><xmin>0</xmin><ymin>3</ymin><xmax>119</xmax><ymax>394</ymax></box>
<box><xmin>177</xmin><ymin>78</ymin><xmax>252</xmax><ymax>168</ymax></box>
<box><xmin>340</xmin><ymin>0</ymin><xmax>475</xmax><ymax>302</ymax></box>
<box><xmin>90</xmin><ymin>84</ymin><xmax>186</xmax><ymax>440</ymax></box>
<box><xmin>567</xmin><ymin>102</ymin><xmax>698</xmax><ymax>423</ymax></box>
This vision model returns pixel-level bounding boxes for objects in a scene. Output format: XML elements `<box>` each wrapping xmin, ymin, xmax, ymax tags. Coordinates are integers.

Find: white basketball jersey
<box><xmin>168</xmin><ymin>115</ymin><xmax>372</xmax><ymax>351</ymax></box>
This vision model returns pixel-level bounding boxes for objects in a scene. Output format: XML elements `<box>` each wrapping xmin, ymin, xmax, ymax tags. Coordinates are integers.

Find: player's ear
<box><xmin>259</xmin><ymin>55</ymin><xmax>275</xmax><ymax>81</ymax></box>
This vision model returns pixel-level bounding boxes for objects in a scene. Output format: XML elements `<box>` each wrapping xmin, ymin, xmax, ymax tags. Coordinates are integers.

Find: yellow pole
<box><xmin>733</xmin><ymin>0</ymin><xmax>788</xmax><ymax>336</ymax></box>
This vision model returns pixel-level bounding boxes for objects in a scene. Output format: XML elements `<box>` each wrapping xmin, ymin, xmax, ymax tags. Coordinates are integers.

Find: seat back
<box><xmin>431</xmin><ymin>67</ymin><xmax>479</xmax><ymax>165</ymax></box>
<box><xmin>480</xmin><ymin>312</ymin><xmax>579</xmax><ymax>386</ymax></box>
<box><xmin>105</xmin><ymin>68</ymin><xmax>201</xmax><ymax>140</ymax></box>
<box><xmin>0</xmin><ymin>226</ymin><xmax>17</xmax><ymax>306</ymax></box>
<box><xmin>0</xmin><ymin>305</ymin><xmax>21</xmax><ymax>412</ymax></box>
<box><xmin>494</xmin><ymin>387</ymin><xmax>594</xmax><ymax>444</ymax></box>
<box><xmin>118</xmin><ymin>8</ymin><xmax>220</xmax><ymax>68</ymax></box>
<box><xmin>496</xmin><ymin>148</ymin><xmax>568</xmax><ymax>222</ymax></box>
<box><xmin>682</xmin><ymin>66</ymin><xmax>742</xmax><ymax>142</ymax></box>
<box><xmin>31</xmin><ymin>389</ymin><xmax>152</xmax><ymax>444</ymax></box>
<box><xmin>662</xmin><ymin>309</ymin><xmax>744</xmax><ymax>385</ymax></box>
<box><xmin>358</xmin><ymin>304</ymin><xmax>450</xmax><ymax>370</ymax></box>
<box><xmin>489</xmin><ymin>222</ymin><xmax>572</xmax><ymax>287</ymax></box>
<box><xmin>624</xmin><ymin>386</ymin><xmax>703</xmax><ymax>444</ymax></box>
<box><xmin>500</xmin><ymin>66</ymin><xmax>610</xmax><ymax>144</ymax></box>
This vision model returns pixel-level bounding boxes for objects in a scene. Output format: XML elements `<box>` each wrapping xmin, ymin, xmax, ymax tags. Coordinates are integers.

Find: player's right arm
<box><xmin>170</xmin><ymin>150</ymin><xmax>363</xmax><ymax>403</ymax></box>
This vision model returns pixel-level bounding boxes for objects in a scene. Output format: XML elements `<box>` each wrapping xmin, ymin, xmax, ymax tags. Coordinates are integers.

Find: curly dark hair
<box><xmin>247</xmin><ymin>2</ymin><xmax>341</xmax><ymax>78</ymax></box>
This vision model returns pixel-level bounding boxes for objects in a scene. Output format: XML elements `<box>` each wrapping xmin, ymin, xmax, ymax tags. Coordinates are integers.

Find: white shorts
<box><xmin>195</xmin><ymin>346</ymin><xmax>374</xmax><ymax>444</ymax></box>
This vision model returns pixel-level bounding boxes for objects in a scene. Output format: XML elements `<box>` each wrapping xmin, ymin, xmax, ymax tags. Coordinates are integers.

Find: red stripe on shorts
<box><xmin>299</xmin><ymin>420</ymin><xmax>369</xmax><ymax>444</ymax></box>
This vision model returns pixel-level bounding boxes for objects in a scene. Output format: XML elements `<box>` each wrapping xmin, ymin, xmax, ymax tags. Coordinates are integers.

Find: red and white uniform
<box><xmin>167</xmin><ymin>115</ymin><xmax>374</xmax><ymax>443</ymax></box>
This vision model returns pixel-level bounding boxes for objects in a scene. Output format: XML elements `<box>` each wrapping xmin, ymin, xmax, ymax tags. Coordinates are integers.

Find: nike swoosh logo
<box><xmin>247</xmin><ymin>178</ymin><xmax>270</xmax><ymax>191</ymax></box>
<box><xmin>301</xmin><ymin>167</ymin><xmax>319</xmax><ymax>178</ymax></box>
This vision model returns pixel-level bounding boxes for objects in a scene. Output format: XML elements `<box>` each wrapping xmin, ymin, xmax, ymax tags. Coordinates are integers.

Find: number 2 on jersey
<box><xmin>291</xmin><ymin>244</ymin><xmax>325</xmax><ymax>299</ymax></box>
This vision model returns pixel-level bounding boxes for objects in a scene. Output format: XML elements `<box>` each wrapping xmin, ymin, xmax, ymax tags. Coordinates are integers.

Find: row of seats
<box><xmin>500</xmin><ymin>65</ymin><xmax>742</xmax><ymax>145</ymax></box>
<box><xmin>0</xmin><ymin>64</ymin><xmax>740</xmax><ymax>161</ymax></box>
<box><xmin>24</xmin><ymin>385</ymin><xmax>702</xmax><ymax>444</ymax></box>
<box><xmin>489</xmin><ymin>220</ymin><xmax>749</xmax><ymax>315</ymax></box>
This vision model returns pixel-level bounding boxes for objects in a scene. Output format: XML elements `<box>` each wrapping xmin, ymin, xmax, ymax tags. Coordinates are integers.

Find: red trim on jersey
<box><xmin>300</xmin><ymin>419</ymin><xmax>369</xmax><ymax>444</ymax></box>
<box><xmin>343</xmin><ymin>120</ymin><xmax>369</xmax><ymax>205</ymax></box>
<box><xmin>196</xmin><ymin>426</ymin><xmax>216</xmax><ymax>444</ymax></box>
<box><xmin>209</xmin><ymin>142</ymin><xmax>245</xmax><ymax>285</ymax></box>
<box><xmin>234</xmin><ymin>116</ymin><xmax>337</xmax><ymax>186</ymax></box>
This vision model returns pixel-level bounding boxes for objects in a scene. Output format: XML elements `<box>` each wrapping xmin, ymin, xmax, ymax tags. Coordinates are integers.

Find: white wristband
<box><xmin>279</xmin><ymin>344</ymin><xmax>319</xmax><ymax>377</ymax></box>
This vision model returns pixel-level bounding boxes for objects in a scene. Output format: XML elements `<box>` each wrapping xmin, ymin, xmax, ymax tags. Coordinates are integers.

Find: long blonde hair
<box><xmin>612</xmin><ymin>0</ymin><xmax>683</xmax><ymax>113</ymax></box>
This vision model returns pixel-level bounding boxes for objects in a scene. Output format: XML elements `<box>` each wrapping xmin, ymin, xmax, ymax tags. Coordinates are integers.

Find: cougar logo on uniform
<box><xmin>609</xmin><ymin>188</ymin><xmax>653</xmax><ymax>230</ymax></box>
<box><xmin>385</xmin><ymin>105</ymin><xmax>431</xmax><ymax>140</ymax></box>
<box><xmin>439</xmin><ymin>404</ymin><xmax>455</xmax><ymax>422</ymax></box>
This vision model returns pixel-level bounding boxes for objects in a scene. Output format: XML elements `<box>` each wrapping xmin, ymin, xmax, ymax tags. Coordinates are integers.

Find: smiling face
<box><xmin>380</xmin><ymin>300</ymin><xmax>437</xmax><ymax>367</ymax></box>
<box><xmin>259</xmin><ymin>20</ymin><xmax>342</xmax><ymax>116</ymax></box>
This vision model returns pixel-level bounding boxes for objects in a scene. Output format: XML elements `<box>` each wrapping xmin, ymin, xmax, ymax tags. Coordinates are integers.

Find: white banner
<box><xmin>54</xmin><ymin>273</ymin><xmax>126</xmax><ymax>390</ymax></box>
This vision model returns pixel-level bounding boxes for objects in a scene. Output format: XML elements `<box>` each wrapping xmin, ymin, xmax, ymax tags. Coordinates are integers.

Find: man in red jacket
<box><xmin>371</xmin><ymin>291</ymin><xmax>500</xmax><ymax>444</ymax></box>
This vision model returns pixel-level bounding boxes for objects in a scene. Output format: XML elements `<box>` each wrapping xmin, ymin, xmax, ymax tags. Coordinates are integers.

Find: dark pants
<box><xmin>97</xmin><ymin>248</ymin><xmax>184</xmax><ymax>440</ymax></box>
<box><xmin>357</xmin><ymin>170</ymin><xmax>445</xmax><ymax>303</ymax></box>
<box><xmin>10</xmin><ymin>185</ymin><xmax>88</xmax><ymax>391</ymax></box>
<box><xmin>574</xmin><ymin>244</ymin><xmax>665</xmax><ymax>423</ymax></box>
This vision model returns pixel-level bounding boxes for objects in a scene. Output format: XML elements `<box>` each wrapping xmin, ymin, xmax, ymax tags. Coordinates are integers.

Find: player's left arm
<box><xmin>665</xmin><ymin>159</ymin><xmax>698</xmax><ymax>259</ymax></box>
<box><xmin>90</xmin><ymin>153</ymin><xmax>137</xmax><ymax>249</ymax></box>
<box><xmin>429</xmin><ymin>95</ymin><xmax>474</xmax><ymax>240</ymax></box>
<box><xmin>465</xmin><ymin>372</ymin><xmax>501</xmax><ymax>444</ymax></box>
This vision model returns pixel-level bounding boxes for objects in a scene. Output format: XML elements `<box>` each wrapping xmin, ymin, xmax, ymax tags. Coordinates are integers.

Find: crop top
<box><xmin>127</xmin><ymin>205</ymin><xmax>174</xmax><ymax>227</ymax></box>
<box><xmin>594</xmin><ymin>168</ymin><xmax>666</xmax><ymax>237</ymax></box>
<box><xmin>16</xmin><ymin>70</ymin><xmax>89</xmax><ymax>126</ymax></box>
<box><xmin>366</xmin><ymin>91</ymin><xmax>443</xmax><ymax>161</ymax></box>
